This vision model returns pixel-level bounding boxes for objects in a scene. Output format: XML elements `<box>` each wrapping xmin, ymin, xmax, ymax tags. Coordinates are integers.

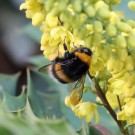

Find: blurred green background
<box><xmin>0</xmin><ymin>0</ymin><xmax>134</xmax><ymax>135</ymax></box>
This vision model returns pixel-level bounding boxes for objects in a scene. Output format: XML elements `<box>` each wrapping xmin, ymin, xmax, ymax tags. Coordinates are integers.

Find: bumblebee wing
<box><xmin>38</xmin><ymin>64</ymin><xmax>52</xmax><ymax>73</ymax></box>
<box><xmin>67</xmin><ymin>74</ymin><xmax>86</xmax><ymax>99</ymax></box>
<box><xmin>39</xmin><ymin>58</ymin><xmax>75</xmax><ymax>73</ymax></box>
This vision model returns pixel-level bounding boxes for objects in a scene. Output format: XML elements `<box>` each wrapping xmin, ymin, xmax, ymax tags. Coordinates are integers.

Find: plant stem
<box><xmin>88</xmin><ymin>72</ymin><xmax>129</xmax><ymax>135</ymax></box>
<box><xmin>117</xmin><ymin>95</ymin><xmax>122</xmax><ymax>111</ymax></box>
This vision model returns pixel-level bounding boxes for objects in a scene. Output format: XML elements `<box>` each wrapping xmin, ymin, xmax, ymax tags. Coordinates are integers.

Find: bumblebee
<box><xmin>40</xmin><ymin>42</ymin><xmax>93</xmax><ymax>100</ymax></box>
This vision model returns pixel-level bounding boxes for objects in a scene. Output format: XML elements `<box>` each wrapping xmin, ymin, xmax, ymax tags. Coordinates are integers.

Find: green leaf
<box><xmin>44</xmin><ymin>118</ymin><xmax>79</xmax><ymax>135</ymax></box>
<box><xmin>27</xmin><ymin>68</ymin><xmax>63</xmax><ymax>118</ymax></box>
<box><xmin>77</xmin><ymin>122</ymin><xmax>103</xmax><ymax>135</ymax></box>
<box><xmin>0</xmin><ymin>72</ymin><xmax>21</xmax><ymax>96</ymax></box>
<box><xmin>0</xmin><ymin>97</ymin><xmax>78</xmax><ymax>135</ymax></box>
<box><xmin>21</xmin><ymin>24</ymin><xmax>42</xmax><ymax>42</ymax></box>
<box><xmin>27</xmin><ymin>54</ymin><xmax>50</xmax><ymax>68</ymax></box>
<box><xmin>89</xmin><ymin>125</ymin><xmax>103</xmax><ymax>135</ymax></box>
<box><xmin>77</xmin><ymin>122</ymin><xmax>89</xmax><ymax>135</ymax></box>
<box><xmin>0</xmin><ymin>126</ymin><xmax>14</xmax><ymax>135</ymax></box>
<box><xmin>2</xmin><ymin>91</ymin><xmax>26</xmax><ymax>112</ymax></box>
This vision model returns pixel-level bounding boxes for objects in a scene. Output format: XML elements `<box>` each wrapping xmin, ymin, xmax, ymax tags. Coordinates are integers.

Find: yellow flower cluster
<box><xmin>20</xmin><ymin>0</ymin><xmax>45</xmax><ymax>26</ymax></box>
<box><xmin>65</xmin><ymin>91</ymin><xmax>99</xmax><ymax>123</ymax></box>
<box><xmin>21</xmin><ymin>0</ymin><xmax>135</xmax><ymax>125</ymax></box>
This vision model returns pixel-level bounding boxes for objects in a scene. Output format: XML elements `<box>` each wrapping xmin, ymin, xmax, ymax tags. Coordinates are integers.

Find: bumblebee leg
<box><xmin>63</xmin><ymin>42</ymin><xmax>70</xmax><ymax>58</ymax></box>
<box><xmin>72</xmin><ymin>42</ymin><xmax>78</xmax><ymax>49</ymax></box>
<box><xmin>63</xmin><ymin>37</ymin><xmax>70</xmax><ymax>58</ymax></box>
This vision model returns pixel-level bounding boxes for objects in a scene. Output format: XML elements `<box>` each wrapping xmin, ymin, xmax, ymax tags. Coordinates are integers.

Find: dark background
<box><xmin>0</xmin><ymin>0</ymin><xmax>41</xmax><ymax>74</ymax></box>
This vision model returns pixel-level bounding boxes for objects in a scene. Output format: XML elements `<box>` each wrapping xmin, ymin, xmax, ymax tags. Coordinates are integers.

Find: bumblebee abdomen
<box><xmin>51</xmin><ymin>63</ymin><xmax>74</xmax><ymax>83</ymax></box>
<box><xmin>49</xmin><ymin>57</ymin><xmax>89</xmax><ymax>83</ymax></box>
<box><xmin>62</xmin><ymin>59</ymin><xmax>89</xmax><ymax>81</ymax></box>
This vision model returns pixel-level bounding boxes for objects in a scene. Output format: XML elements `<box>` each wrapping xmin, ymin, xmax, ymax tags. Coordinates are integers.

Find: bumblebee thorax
<box><xmin>78</xmin><ymin>47</ymin><xmax>93</xmax><ymax>56</ymax></box>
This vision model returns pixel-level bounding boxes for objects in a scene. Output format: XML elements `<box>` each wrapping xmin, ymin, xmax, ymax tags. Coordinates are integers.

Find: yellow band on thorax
<box><xmin>74</xmin><ymin>52</ymin><xmax>91</xmax><ymax>66</ymax></box>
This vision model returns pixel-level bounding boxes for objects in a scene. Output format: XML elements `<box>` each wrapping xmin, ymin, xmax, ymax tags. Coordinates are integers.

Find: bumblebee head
<box><xmin>80</xmin><ymin>47</ymin><xmax>93</xmax><ymax>56</ymax></box>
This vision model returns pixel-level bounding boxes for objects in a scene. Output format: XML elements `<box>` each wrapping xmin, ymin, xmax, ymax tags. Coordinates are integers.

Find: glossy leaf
<box><xmin>27</xmin><ymin>68</ymin><xmax>63</xmax><ymax>118</ymax></box>
<box><xmin>0</xmin><ymin>72</ymin><xmax>21</xmax><ymax>96</ymax></box>
<box><xmin>2</xmin><ymin>91</ymin><xmax>26</xmax><ymax>112</ymax></box>
<box><xmin>0</xmin><ymin>99</ymin><xmax>78</xmax><ymax>135</ymax></box>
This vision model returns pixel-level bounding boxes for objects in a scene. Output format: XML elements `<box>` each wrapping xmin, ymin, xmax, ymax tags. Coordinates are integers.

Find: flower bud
<box><xmin>94</xmin><ymin>1</ymin><xmax>109</xmax><ymax>11</ymax></box>
<box><xmin>58</xmin><ymin>1</ymin><xmax>67</xmax><ymax>11</ymax></box>
<box><xmin>80</xmin><ymin>13</ymin><xmax>87</xmax><ymax>24</ymax></box>
<box><xmin>92</xmin><ymin>33</ymin><xmax>102</xmax><ymax>46</ymax></box>
<box><xmin>115</xmin><ymin>35</ymin><xmax>127</xmax><ymax>48</ymax></box>
<box><xmin>124</xmin><ymin>56</ymin><xmax>134</xmax><ymax>71</ymax></box>
<box><xmin>109</xmin><ymin>12</ymin><xmax>120</xmax><ymax>24</ymax></box>
<box><xmin>83</xmin><ymin>5</ymin><xmax>95</xmax><ymax>17</ymax></box>
<box><xmin>72</xmin><ymin>0</ymin><xmax>82</xmax><ymax>12</ymax></box>
<box><xmin>45</xmin><ymin>0</ymin><xmax>54</xmax><ymax>11</ymax></box>
<box><xmin>127</xmin><ymin>20</ymin><xmax>135</xmax><ymax>28</ymax></box>
<box><xmin>101</xmin><ymin>45</ymin><xmax>112</xmax><ymax>61</ymax></box>
<box><xmin>93</xmin><ymin>21</ymin><xmax>103</xmax><ymax>33</ymax></box>
<box><xmin>49</xmin><ymin>7</ymin><xmax>60</xmax><ymax>16</ymax></box>
<box><xmin>128</xmin><ymin>1</ymin><xmax>135</xmax><ymax>11</ymax></box>
<box><xmin>127</xmin><ymin>34</ymin><xmax>135</xmax><ymax>48</ymax></box>
<box><xmin>106</xmin><ymin>24</ymin><xmax>117</xmax><ymax>37</ymax></box>
<box><xmin>116</xmin><ymin>22</ymin><xmax>132</xmax><ymax>33</ymax></box>
<box><xmin>59</xmin><ymin>10</ymin><xmax>72</xmax><ymax>23</ymax></box>
<box><xmin>97</xmin><ymin>8</ymin><xmax>111</xmax><ymax>19</ymax></box>
<box><xmin>116</xmin><ymin>48</ymin><xmax>128</xmax><ymax>61</ymax></box>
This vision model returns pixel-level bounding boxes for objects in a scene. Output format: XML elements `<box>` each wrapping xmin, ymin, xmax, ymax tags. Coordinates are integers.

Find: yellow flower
<box><xmin>20</xmin><ymin>0</ymin><xmax>45</xmax><ymax>26</ymax></box>
<box><xmin>121</xmin><ymin>84</ymin><xmax>135</xmax><ymax>97</ymax></box>
<box><xmin>109</xmin><ymin>71</ymin><xmax>135</xmax><ymax>97</ymax></box>
<box><xmin>40</xmin><ymin>26</ymin><xmax>76</xmax><ymax>58</ymax></box>
<box><xmin>74</xmin><ymin>102</ymin><xmax>99</xmax><ymax>123</ymax></box>
<box><xmin>124</xmin><ymin>98</ymin><xmax>135</xmax><ymax>116</ymax></box>
<box><xmin>46</xmin><ymin>13</ymin><xmax>59</xmax><ymax>28</ymax></box>
<box><xmin>110</xmin><ymin>79</ymin><xmax>125</xmax><ymax>95</ymax></box>
<box><xmin>21</xmin><ymin>0</ymin><xmax>135</xmax><ymax>126</ymax></box>
<box><xmin>89</xmin><ymin>55</ymin><xmax>104</xmax><ymax>77</ymax></box>
<box><xmin>127</xmin><ymin>116</ymin><xmax>135</xmax><ymax>125</ymax></box>
<box><xmin>32</xmin><ymin>12</ymin><xmax>44</xmax><ymax>26</ymax></box>
<box><xmin>65</xmin><ymin>91</ymin><xmax>82</xmax><ymax>109</ymax></box>
<box><xmin>117</xmin><ymin>98</ymin><xmax>135</xmax><ymax>125</ymax></box>
<box><xmin>106</xmin><ymin>89</ymin><xmax>118</xmax><ymax>109</ymax></box>
<box><xmin>117</xmin><ymin>110</ymin><xmax>127</xmax><ymax>121</ymax></box>
<box><xmin>107</xmin><ymin>56</ymin><xmax>124</xmax><ymax>75</ymax></box>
